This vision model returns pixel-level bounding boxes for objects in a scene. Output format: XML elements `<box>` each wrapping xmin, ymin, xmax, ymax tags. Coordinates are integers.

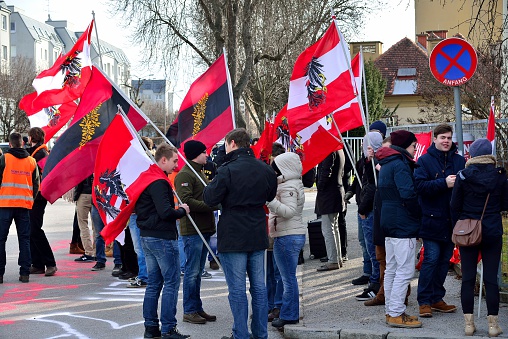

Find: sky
<box><xmin>12</xmin><ymin>0</ymin><xmax>415</xmax><ymax>108</ymax></box>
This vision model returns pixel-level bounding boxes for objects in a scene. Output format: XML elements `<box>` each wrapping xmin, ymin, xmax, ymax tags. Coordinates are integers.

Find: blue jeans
<box><xmin>208</xmin><ymin>233</ymin><xmax>218</xmax><ymax>262</ymax></box>
<box><xmin>141</xmin><ymin>237</ymin><xmax>180</xmax><ymax>333</ymax></box>
<box><xmin>91</xmin><ymin>205</ymin><xmax>122</xmax><ymax>265</ymax></box>
<box><xmin>220</xmin><ymin>250</ymin><xmax>267</xmax><ymax>339</ymax></box>
<box><xmin>357</xmin><ymin>213</ymin><xmax>372</xmax><ymax>276</ymax></box>
<box><xmin>359</xmin><ymin>212</ymin><xmax>379</xmax><ymax>284</ymax></box>
<box><xmin>182</xmin><ymin>233</ymin><xmax>211</xmax><ymax>314</ymax></box>
<box><xmin>129</xmin><ymin>214</ymin><xmax>147</xmax><ymax>282</ymax></box>
<box><xmin>273</xmin><ymin>235</ymin><xmax>305</xmax><ymax>321</ymax></box>
<box><xmin>266</xmin><ymin>251</ymin><xmax>282</xmax><ymax>311</ymax></box>
<box><xmin>417</xmin><ymin>239</ymin><xmax>454</xmax><ymax>305</ymax></box>
<box><xmin>0</xmin><ymin>207</ymin><xmax>31</xmax><ymax>276</ymax></box>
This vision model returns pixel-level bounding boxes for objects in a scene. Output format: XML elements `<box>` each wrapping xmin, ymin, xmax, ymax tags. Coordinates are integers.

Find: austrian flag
<box><xmin>287</xmin><ymin>21</ymin><xmax>356</xmax><ymax>134</ymax></box>
<box><xmin>20</xmin><ymin>20</ymin><xmax>94</xmax><ymax>114</ymax></box>
<box><xmin>94</xmin><ymin>114</ymin><xmax>171</xmax><ymax>244</ymax></box>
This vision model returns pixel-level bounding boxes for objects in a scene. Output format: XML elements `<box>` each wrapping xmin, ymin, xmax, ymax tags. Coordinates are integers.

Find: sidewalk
<box><xmin>285</xmin><ymin>189</ymin><xmax>506</xmax><ymax>338</ymax></box>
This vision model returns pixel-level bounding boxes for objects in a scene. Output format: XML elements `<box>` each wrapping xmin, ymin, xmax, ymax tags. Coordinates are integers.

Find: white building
<box><xmin>0</xmin><ymin>1</ymin><xmax>10</xmax><ymax>70</ymax></box>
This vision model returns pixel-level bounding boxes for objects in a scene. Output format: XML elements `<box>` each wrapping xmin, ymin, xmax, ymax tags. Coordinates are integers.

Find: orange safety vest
<box><xmin>0</xmin><ymin>154</ymin><xmax>37</xmax><ymax>209</ymax></box>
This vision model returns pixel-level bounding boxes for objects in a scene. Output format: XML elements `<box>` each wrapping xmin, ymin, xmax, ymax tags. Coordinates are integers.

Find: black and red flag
<box><xmin>41</xmin><ymin>67</ymin><xmax>147</xmax><ymax>203</ymax></box>
<box><xmin>166</xmin><ymin>54</ymin><xmax>234</xmax><ymax>156</ymax></box>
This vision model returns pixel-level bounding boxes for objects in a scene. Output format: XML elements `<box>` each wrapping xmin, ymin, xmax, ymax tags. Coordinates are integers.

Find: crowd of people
<box><xmin>0</xmin><ymin>122</ymin><xmax>507</xmax><ymax>339</ymax></box>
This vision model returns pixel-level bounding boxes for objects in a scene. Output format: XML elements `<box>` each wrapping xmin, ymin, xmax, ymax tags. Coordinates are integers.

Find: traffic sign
<box><xmin>429</xmin><ymin>38</ymin><xmax>477</xmax><ymax>86</ymax></box>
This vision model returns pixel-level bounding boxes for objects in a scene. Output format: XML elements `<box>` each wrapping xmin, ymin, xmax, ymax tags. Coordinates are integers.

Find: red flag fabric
<box><xmin>251</xmin><ymin>119</ymin><xmax>274</xmax><ymax>164</ymax></box>
<box><xmin>23</xmin><ymin>96</ymin><xmax>79</xmax><ymax>142</ymax></box>
<box><xmin>273</xmin><ymin>105</ymin><xmax>343</xmax><ymax>174</ymax></box>
<box><xmin>414</xmin><ymin>131</ymin><xmax>432</xmax><ymax>162</ymax></box>
<box><xmin>94</xmin><ymin>114</ymin><xmax>170</xmax><ymax>244</ymax></box>
<box><xmin>41</xmin><ymin>68</ymin><xmax>147</xmax><ymax>203</ymax></box>
<box><xmin>487</xmin><ymin>96</ymin><xmax>496</xmax><ymax>155</ymax></box>
<box><xmin>286</xmin><ymin>21</ymin><xmax>356</xmax><ymax>135</ymax></box>
<box><xmin>19</xmin><ymin>20</ymin><xmax>94</xmax><ymax>114</ymax></box>
<box><xmin>166</xmin><ymin>54</ymin><xmax>234</xmax><ymax>165</ymax></box>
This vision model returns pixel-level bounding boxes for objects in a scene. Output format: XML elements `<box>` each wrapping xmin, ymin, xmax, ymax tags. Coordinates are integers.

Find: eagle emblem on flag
<box><xmin>305</xmin><ymin>57</ymin><xmax>327</xmax><ymax>109</ymax></box>
<box><xmin>94</xmin><ymin>169</ymin><xmax>129</xmax><ymax>219</ymax></box>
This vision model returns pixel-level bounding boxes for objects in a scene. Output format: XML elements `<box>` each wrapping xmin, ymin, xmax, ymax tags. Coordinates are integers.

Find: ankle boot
<box><xmin>488</xmin><ymin>315</ymin><xmax>503</xmax><ymax>337</ymax></box>
<box><xmin>464</xmin><ymin>314</ymin><xmax>475</xmax><ymax>336</ymax></box>
<box><xmin>69</xmin><ymin>243</ymin><xmax>85</xmax><ymax>255</ymax></box>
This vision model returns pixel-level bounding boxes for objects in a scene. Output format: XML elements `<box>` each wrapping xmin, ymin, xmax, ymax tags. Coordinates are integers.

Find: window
<box><xmin>1</xmin><ymin>15</ymin><xmax>6</xmax><ymax>30</ymax></box>
<box><xmin>10</xmin><ymin>21</ymin><xmax>15</xmax><ymax>32</ymax></box>
<box><xmin>2</xmin><ymin>45</ymin><xmax>7</xmax><ymax>60</ymax></box>
<box><xmin>10</xmin><ymin>45</ymin><xmax>16</xmax><ymax>57</ymax></box>
<box><xmin>44</xmin><ymin>49</ymin><xmax>48</xmax><ymax>60</ymax></box>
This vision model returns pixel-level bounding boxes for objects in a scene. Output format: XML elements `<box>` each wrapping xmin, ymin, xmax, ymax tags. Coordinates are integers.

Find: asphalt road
<box><xmin>0</xmin><ymin>198</ymin><xmax>291</xmax><ymax>339</ymax></box>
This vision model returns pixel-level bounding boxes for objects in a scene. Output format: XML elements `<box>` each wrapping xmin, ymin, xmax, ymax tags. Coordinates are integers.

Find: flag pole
<box><xmin>117</xmin><ymin>105</ymin><xmax>223</xmax><ymax>272</ymax></box>
<box><xmin>360</xmin><ymin>47</ymin><xmax>371</xmax><ymax>129</ymax></box>
<box><xmin>94</xmin><ymin>64</ymin><xmax>208</xmax><ymax>187</ymax></box>
<box><xmin>91</xmin><ymin>11</ymin><xmax>103</xmax><ymax>70</ymax></box>
<box><xmin>223</xmin><ymin>48</ymin><xmax>236</xmax><ymax>129</ymax></box>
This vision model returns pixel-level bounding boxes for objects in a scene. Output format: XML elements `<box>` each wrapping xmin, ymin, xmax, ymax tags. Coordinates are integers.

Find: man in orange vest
<box><xmin>0</xmin><ymin>132</ymin><xmax>39</xmax><ymax>283</ymax></box>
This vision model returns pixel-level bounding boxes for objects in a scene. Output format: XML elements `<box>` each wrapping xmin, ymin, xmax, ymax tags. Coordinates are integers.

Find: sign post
<box><xmin>429</xmin><ymin>37</ymin><xmax>478</xmax><ymax>155</ymax></box>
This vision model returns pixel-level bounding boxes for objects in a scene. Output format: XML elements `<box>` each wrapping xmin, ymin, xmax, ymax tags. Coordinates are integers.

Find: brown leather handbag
<box><xmin>452</xmin><ymin>194</ymin><xmax>490</xmax><ymax>247</ymax></box>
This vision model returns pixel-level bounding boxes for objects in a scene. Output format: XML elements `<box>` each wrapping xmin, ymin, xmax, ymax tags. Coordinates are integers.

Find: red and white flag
<box><xmin>414</xmin><ymin>131</ymin><xmax>432</xmax><ymax>162</ymax></box>
<box><xmin>487</xmin><ymin>95</ymin><xmax>496</xmax><ymax>155</ymax></box>
<box><xmin>20</xmin><ymin>20</ymin><xmax>94</xmax><ymax>115</ymax></box>
<box><xmin>286</xmin><ymin>21</ymin><xmax>357</xmax><ymax>135</ymax></box>
<box><xmin>94</xmin><ymin>113</ymin><xmax>170</xmax><ymax>244</ymax></box>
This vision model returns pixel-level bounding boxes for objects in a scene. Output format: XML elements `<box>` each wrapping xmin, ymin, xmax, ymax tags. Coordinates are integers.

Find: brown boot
<box><xmin>431</xmin><ymin>300</ymin><xmax>457</xmax><ymax>313</ymax></box>
<box><xmin>268</xmin><ymin>308</ymin><xmax>280</xmax><ymax>322</ymax></box>
<box><xmin>69</xmin><ymin>243</ymin><xmax>85</xmax><ymax>255</ymax></box>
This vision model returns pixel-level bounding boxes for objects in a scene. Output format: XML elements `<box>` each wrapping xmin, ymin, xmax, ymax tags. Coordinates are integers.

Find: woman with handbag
<box><xmin>450</xmin><ymin>138</ymin><xmax>508</xmax><ymax>337</ymax></box>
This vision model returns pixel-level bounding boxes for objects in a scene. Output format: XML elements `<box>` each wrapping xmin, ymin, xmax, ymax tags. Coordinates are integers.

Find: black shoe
<box><xmin>0</xmin><ymin>276</ymin><xmax>3</xmax><ymax>284</ymax></box>
<box><xmin>144</xmin><ymin>325</ymin><xmax>161</xmax><ymax>338</ymax></box>
<box><xmin>162</xmin><ymin>326</ymin><xmax>190</xmax><ymax>339</ymax></box>
<box><xmin>112</xmin><ymin>264</ymin><xmax>122</xmax><ymax>277</ymax></box>
<box><xmin>355</xmin><ymin>288</ymin><xmax>377</xmax><ymax>301</ymax></box>
<box><xmin>91</xmin><ymin>262</ymin><xmax>106</xmax><ymax>271</ymax></box>
<box><xmin>74</xmin><ymin>254</ymin><xmax>94</xmax><ymax>262</ymax></box>
<box><xmin>351</xmin><ymin>275</ymin><xmax>370</xmax><ymax>285</ymax></box>
<box><xmin>272</xmin><ymin>318</ymin><xmax>299</xmax><ymax>328</ymax></box>
<box><xmin>119</xmin><ymin>271</ymin><xmax>136</xmax><ymax>280</ymax></box>
<box><xmin>319</xmin><ymin>256</ymin><xmax>329</xmax><ymax>262</ymax></box>
<box><xmin>19</xmin><ymin>275</ymin><xmax>29</xmax><ymax>283</ymax></box>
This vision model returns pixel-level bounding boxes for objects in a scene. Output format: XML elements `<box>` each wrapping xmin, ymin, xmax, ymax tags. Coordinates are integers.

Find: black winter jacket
<box><xmin>414</xmin><ymin>143</ymin><xmax>465</xmax><ymax>242</ymax></box>
<box><xmin>450</xmin><ymin>156</ymin><xmax>508</xmax><ymax>239</ymax></box>
<box><xmin>314</xmin><ymin>151</ymin><xmax>344</xmax><ymax>215</ymax></box>
<box><xmin>74</xmin><ymin>175</ymin><xmax>93</xmax><ymax>201</ymax></box>
<box><xmin>203</xmin><ymin>147</ymin><xmax>277</xmax><ymax>252</ymax></box>
<box><xmin>376</xmin><ymin>146</ymin><xmax>420</xmax><ymax>239</ymax></box>
<box><xmin>135</xmin><ymin>179</ymin><xmax>186</xmax><ymax>240</ymax></box>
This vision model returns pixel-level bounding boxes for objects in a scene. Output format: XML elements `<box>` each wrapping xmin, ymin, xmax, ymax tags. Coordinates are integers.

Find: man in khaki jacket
<box><xmin>175</xmin><ymin>140</ymin><xmax>218</xmax><ymax>325</ymax></box>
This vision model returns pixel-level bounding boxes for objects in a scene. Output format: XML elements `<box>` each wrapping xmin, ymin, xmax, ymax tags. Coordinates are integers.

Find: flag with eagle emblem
<box><xmin>166</xmin><ymin>54</ymin><xmax>234</xmax><ymax>161</ymax></box>
<box><xmin>20</xmin><ymin>20</ymin><xmax>94</xmax><ymax>115</ymax></box>
<box><xmin>94</xmin><ymin>113</ymin><xmax>170</xmax><ymax>244</ymax></box>
<box><xmin>286</xmin><ymin>20</ymin><xmax>357</xmax><ymax>136</ymax></box>
<box><xmin>41</xmin><ymin>67</ymin><xmax>147</xmax><ymax>204</ymax></box>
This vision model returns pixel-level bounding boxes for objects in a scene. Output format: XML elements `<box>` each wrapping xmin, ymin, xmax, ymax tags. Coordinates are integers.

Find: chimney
<box><xmin>417</xmin><ymin>33</ymin><xmax>428</xmax><ymax>49</ymax></box>
<box><xmin>434</xmin><ymin>30</ymin><xmax>448</xmax><ymax>39</ymax></box>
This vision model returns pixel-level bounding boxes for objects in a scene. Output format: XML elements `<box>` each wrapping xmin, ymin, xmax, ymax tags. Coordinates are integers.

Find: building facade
<box><xmin>0</xmin><ymin>1</ymin><xmax>10</xmax><ymax>70</ymax></box>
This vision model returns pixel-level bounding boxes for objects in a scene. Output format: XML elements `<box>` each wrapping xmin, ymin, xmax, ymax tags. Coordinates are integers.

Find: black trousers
<box><xmin>460</xmin><ymin>235</ymin><xmax>502</xmax><ymax>315</ymax></box>
<box><xmin>119</xmin><ymin>227</ymin><xmax>138</xmax><ymax>274</ymax></box>
<box><xmin>71</xmin><ymin>210</ymin><xmax>81</xmax><ymax>243</ymax></box>
<box><xmin>30</xmin><ymin>197</ymin><xmax>56</xmax><ymax>268</ymax></box>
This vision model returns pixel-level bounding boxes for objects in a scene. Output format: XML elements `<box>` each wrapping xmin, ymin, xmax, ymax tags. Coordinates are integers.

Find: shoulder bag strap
<box><xmin>479</xmin><ymin>193</ymin><xmax>490</xmax><ymax>221</ymax></box>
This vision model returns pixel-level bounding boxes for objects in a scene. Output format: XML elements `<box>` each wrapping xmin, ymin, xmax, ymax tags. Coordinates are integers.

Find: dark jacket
<box><xmin>135</xmin><ymin>178</ymin><xmax>187</xmax><ymax>240</ymax></box>
<box><xmin>203</xmin><ymin>147</ymin><xmax>277</xmax><ymax>252</ymax></box>
<box><xmin>415</xmin><ymin>143</ymin><xmax>465</xmax><ymax>242</ymax></box>
<box><xmin>175</xmin><ymin>160</ymin><xmax>217</xmax><ymax>236</ymax></box>
<box><xmin>358</xmin><ymin>158</ymin><xmax>378</xmax><ymax>215</ymax></box>
<box><xmin>450</xmin><ymin>155</ymin><xmax>508</xmax><ymax>239</ymax></box>
<box><xmin>26</xmin><ymin>143</ymin><xmax>49</xmax><ymax>201</ymax></box>
<box><xmin>74</xmin><ymin>175</ymin><xmax>93</xmax><ymax>201</ymax></box>
<box><xmin>314</xmin><ymin>151</ymin><xmax>344</xmax><ymax>215</ymax></box>
<box><xmin>349</xmin><ymin>156</ymin><xmax>365</xmax><ymax>205</ymax></box>
<box><xmin>376</xmin><ymin>146</ymin><xmax>420</xmax><ymax>239</ymax></box>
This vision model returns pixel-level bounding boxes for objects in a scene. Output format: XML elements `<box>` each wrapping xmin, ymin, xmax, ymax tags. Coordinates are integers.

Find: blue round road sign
<box><xmin>429</xmin><ymin>38</ymin><xmax>477</xmax><ymax>86</ymax></box>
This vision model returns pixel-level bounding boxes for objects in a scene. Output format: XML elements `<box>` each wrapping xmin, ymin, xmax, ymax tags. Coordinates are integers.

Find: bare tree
<box><xmin>109</xmin><ymin>0</ymin><xmax>377</xmax><ymax>130</ymax></box>
<box><xmin>0</xmin><ymin>56</ymin><xmax>36</xmax><ymax>141</ymax></box>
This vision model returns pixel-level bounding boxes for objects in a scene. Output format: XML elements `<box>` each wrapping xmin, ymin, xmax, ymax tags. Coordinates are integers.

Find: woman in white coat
<box><xmin>267</xmin><ymin>152</ymin><xmax>306</xmax><ymax>329</ymax></box>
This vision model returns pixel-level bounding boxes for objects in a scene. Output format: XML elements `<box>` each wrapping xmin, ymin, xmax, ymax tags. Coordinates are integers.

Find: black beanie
<box><xmin>390</xmin><ymin>130</ymin><xmax>417</xmax><ymax>149</ymax></box>
<box><xmin>184</xmin><ymin>140</ymin><xmax>206</xmax><ymax>160</ymax></box>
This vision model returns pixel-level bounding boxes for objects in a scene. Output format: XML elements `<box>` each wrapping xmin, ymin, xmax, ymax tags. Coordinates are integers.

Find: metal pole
<box><xmin>91</xmin><ymin>11</ymin><xmax>103</xmax><ymax>70</ymax></box>
<box><xmin>453</xmin><ymin>86</ymin><xmax>464</xmax><ymax>155</ymax></box>
<box><xmin>117</xmin><ymin>105</ymin><xmax>222</xmax><ymax>271</ymax></box>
